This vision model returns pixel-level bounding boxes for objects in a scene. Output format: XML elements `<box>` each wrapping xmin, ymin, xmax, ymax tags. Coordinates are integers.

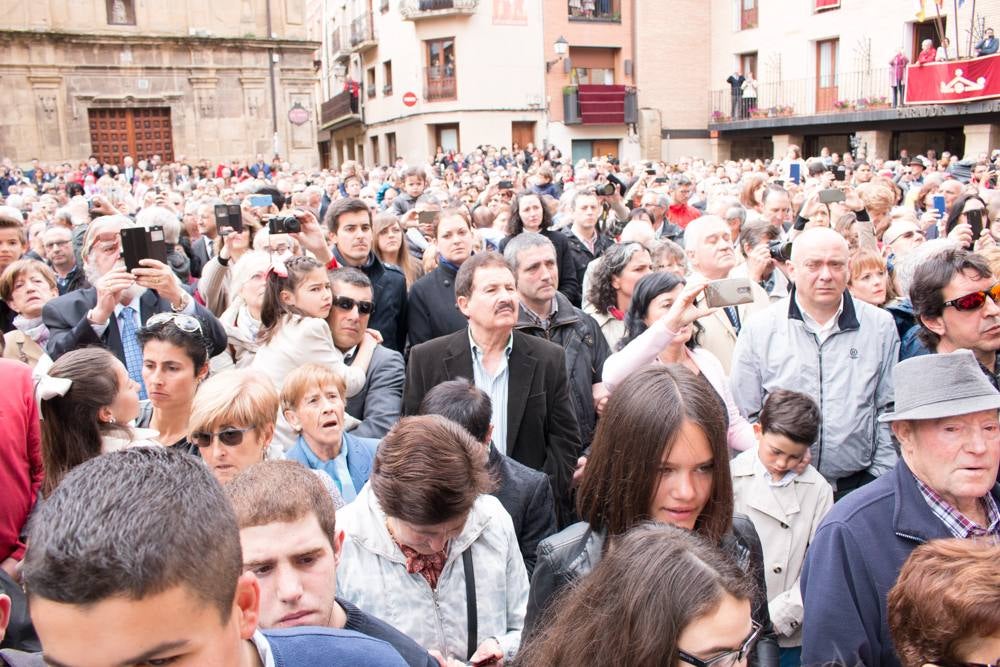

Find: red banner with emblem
<box><xmin>815</xmin><ymin>0</ymin><xmax>840</xmax><ymax>9</ymax></box>
<box><xmin>905</xmin><ymin>53</ymin><xmax>1000</xmax><ymax>104</ymax></box>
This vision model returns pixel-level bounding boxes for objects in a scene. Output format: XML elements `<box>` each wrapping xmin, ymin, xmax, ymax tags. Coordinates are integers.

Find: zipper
<box><xmin>814</xmin><ymin>332</ymin><xmax>824</xmax><ymax>474</ymax></box>
<box><xmin>430</xmin><ymin>585</ymin><xmax>448</xmax><ymax>657</ymax></box>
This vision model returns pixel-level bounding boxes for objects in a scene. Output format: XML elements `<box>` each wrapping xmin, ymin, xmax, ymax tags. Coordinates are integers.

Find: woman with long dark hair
<box><xmin>603</xmin><ymin>271</ymin><xmax>755</xmax><ymax>452</ymax></box>
<box><xmin>516</xmin><ymin>523</ymin><xmax>758</xmax><ymax>667</ymax></box>
<box><xmin>525</xmin><ymin>365</ymin><xmax>780</xmax><ymax>665</ymax></box>
<box><xmin>499</xmin><ymin>191</ymin><xmax>580</xmax><ymax>305</ymax></box>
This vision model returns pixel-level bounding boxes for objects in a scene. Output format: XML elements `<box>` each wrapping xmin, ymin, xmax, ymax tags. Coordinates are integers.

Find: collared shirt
<box><xmin>251</xmin><ymin>630</ymin><xmax>277</xmax><ymax>667</ymax></box>
<box><xmin>55</xmin><ymin>264</ymin><xmax>80</xmax><ymax>295</ymax></box>
<box><xmin>915</xmin><ymin>477</ymin><xmax>1000</xmax><ymax>539</ymax></box>
<box><xmin>796</xmin><ymin>294</ymin><xmax>844</xmax><ymax>345</ymax></box>
<box><xmin>469</xmin><ymin>328</ymin><xmax>513</xmax><ymax>454</ymax></box>
<box><xmin>520</xmin><ymin>298</ymin><xmax>558</xmax><ymax>332</ymax></box>
<box><xmin>89</xmin><ymin>288</ymin><xmax>196</xmax><ymax>337</ymax></box>
<box><xmin>292</xmin><ymin>435</ymin><xmax>358</xmax><ymax>502</ymax></box>
<box><xmin>978</xmin><ymin>353</ymin><xmax>1000</xmax><ymax>392</ymax></box>
<box><xmin>572</xmin><ymin>227</ymin><xmax>597</xmax><ymax>255</ymax></box>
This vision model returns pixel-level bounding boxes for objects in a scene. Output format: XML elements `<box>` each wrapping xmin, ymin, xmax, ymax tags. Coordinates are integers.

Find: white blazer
<box><xmin>731</xmin><ymin>446</ymin><xmax>834</xmax><ymax>647</ymax></box>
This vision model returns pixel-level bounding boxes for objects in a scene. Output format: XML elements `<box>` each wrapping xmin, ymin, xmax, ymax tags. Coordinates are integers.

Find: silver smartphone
<box><xmin>704</xmin><ymin>278</ymin><xmax>755</xmax><ymax>308</ymax></box>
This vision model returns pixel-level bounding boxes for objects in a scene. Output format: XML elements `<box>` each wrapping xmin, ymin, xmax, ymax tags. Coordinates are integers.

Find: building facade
<box><xmin>644</xmin><ymin>0</ymin><xmax>1000</xmax><ymax>161</ymax></box>
<box><xmin>317</xmin><ymin>0</ymin><xmax>549</xmax><ymax>168</ymax></box>
<box><xmin>0</xmin><ymin>0</ymin><xmax>320</xmax><ymax>165</ymax></box>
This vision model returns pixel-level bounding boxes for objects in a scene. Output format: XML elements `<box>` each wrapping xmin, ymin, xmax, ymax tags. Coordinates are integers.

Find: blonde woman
<box><xmin>372</xmin><ymin>212</ymin><xmax>420</xmax><ymax>288</ymax></box>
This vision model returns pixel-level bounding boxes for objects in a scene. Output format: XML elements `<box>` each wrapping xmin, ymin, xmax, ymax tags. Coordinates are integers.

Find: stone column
<box><xmin>853</xmin><ymin>129</ymin><xmax>892</xmax><ymax>161</ymax></box>
<box><xmin>28</xmin><ymin>74</ymin><xmax>66</xmax><ymax>159</ymax></box>
<box><xmin>963</xmin><ymin>124</ymin><xmax>1000</xmax><ymax>161</ymax></box>
<box><xmin>710</xmin><ymin>135</ymin><xmax>732</xmax><ymax>163</ymax></box>
<box><xmin>637</xmin><ymin>108</ymin><xmax>662</xmax><ymax>160</ymax></box>
<box><xmin>772</xmin><ymin>133</ymin><xmax>805</xmax><ymax>161</ymax></box>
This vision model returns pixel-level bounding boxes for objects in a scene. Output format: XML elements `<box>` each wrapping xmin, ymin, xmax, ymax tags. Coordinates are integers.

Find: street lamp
<box><xmin>546</xmin><ymin>36</ymin><xmax>569</xmax><ymax>73</ymax></box>
<box><xmin>332</xmin><ymin>62</ymin><xmax>347</xmax><ymax>78</ymax></box>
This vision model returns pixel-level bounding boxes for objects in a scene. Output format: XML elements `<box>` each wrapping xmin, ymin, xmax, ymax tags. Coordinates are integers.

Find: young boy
<box><xmin>0</xmin><ymin>213</ymin><xmax>27</xmax><ymax>333</ymax></box>
<box><xmin>389</xmin><ymin>166</ymin><xmax>426</xmax><ymax>216</ymax></box>
<box><xmin>21</xmin><ymin>447</ymin><xmax>407</xmax><ymax>667</ymax></box>
<box><xmin>730</xmin><ymin>389</ymin><xmax>834</xmax><ymax>667</ymax></box>
<box><xmin>226</xmin><ymin>460</ymin><xmax>439</xmax><ymax>667</ymax></box>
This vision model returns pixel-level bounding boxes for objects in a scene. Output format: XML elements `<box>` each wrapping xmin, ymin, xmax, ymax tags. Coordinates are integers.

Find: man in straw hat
<box><xmin>800</xmin><ymin>349</ymin><xmax>1000</xmax><ymax>667</ymax></box>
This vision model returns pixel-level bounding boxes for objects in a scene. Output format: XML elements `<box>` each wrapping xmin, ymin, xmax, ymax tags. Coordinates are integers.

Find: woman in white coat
<box><xmin>336</xmin><ymin>415</ymin><xmax>528</xmax><ymax>666</ymax></box>
<box><xmin>730</xmin><ymin>389</ymin><xmax>833</xmax><ymax>666</ymax></box>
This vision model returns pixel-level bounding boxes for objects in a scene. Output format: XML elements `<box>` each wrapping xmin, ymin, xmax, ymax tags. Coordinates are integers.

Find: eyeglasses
<box><xmin>942</xmin><ymin>283</ymin><xmax>1000</xmax><ymax>312</ymax></box>
<box><xmin>145</xmin><ymin>312</ymin><xmax>204</xmax><ymax>335</ymax></box>
<box><xmin>333</xmin><ymin>295</ymin><xmax>374</xmax><ymax>315</ymax></box>
<box><xmin>678</xmin><ymin>622</ymin><xmax>760</xmax><ymax>667</ymax></box>
<box><xmin>939</xmin><ymin>660</ymin><xmax>1000</xmax><ymax>667</ymax></box>
<box><xmin>190</xmin><ymin>426</ymin><xmax>255</xmax><ymax>448</ymax></box>
<box><xmin>885</xmin><ymin>229</ymin><xmax>918</xmax><ymax>246</ymax></box>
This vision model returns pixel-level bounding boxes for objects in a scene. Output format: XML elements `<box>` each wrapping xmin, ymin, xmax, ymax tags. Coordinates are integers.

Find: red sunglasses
<box><xmin>943</xmin><ymin>283</ymin><xmax>1000</xmax><ymax>312</ymax></box>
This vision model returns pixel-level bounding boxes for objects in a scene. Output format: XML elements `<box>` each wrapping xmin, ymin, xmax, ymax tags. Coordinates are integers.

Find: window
<box><xmin>568</xmin><ymin>0</ymin><xmax>620</xmax><ymax>22</ymax></box>
<box><xmin>383</xmin><ymin>61</ymin><xmax>393</xmax><ymax>96</ymax></box>
<box><xmin>371</xmin><ymin>136</ymin><xmax>381</xmax><ymax>166</ymax></box>
<box><xmin>740</xmin><ymin>52</ymin><xmax>757</xmax><ymax>79</ymax></box>
<box><xmin>425</xmin><ymin>38</ymin><xmax>456</xmax><ymax>101</ymax></box>
<box><xmin>107</xmin><ymin>0</ymin><xmax>135</xmax><ymax>25</ymax></box>
<box><xmin>739</xmin><ymin>0</ymin><xmax>757</xmax><ymax>30</ymax></box>
<box><xmin>366</xmin><ymin>67</ymin><xmax>376</xmax><ymax>98</ymax></box>
<box><xmin>434</xmin><ymin>123</ymin><xmax>459</xmax><ymax>152</ymax></box>
<box><xmin>386</xmin><ymin>132</ymin><xmax>397</xmax><ymax>164</ymax></box>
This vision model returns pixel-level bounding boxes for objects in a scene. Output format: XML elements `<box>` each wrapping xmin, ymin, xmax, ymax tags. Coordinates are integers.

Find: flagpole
<box><xmin>953</xmin><ymin>0</ymin><xmax>961</xmax><ymax>57</ymax></box>
<box><xmin>967</xmin><ymin>0</ymin><xmax>976</xmax><ymax>57</ymax></box>
<box><xmin>933</xmin><ymin>2</ymin><xmax>946</xmax><ymax>49</ymax></box>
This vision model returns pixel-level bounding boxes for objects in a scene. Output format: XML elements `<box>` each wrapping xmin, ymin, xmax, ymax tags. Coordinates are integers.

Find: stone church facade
<box><xmin>0</xmin><ymin>0</ymin><xmax>320</xmax><ymax>166</ymax></box>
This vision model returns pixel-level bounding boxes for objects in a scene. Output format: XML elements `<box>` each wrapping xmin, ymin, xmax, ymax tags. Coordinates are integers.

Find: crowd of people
<box><xmin>1</xmin><ymin>140</ymin><xmax>999</xmax><ymax>666</ymax></box>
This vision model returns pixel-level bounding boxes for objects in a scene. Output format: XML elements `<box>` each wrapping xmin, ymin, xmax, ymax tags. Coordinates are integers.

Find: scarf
<box><xmin>387</xmin><ymin>520</ymin><xmax>449</xmax><ymax>589</ymax></box>
<box><xmin>14</xmin><ymin>314</ymin><xmax>49</xmax><ymax>348</ymax></box>
<box><xmin>608</xmin><ymin>306</ymin><xmax>625</xmax><ymax>321</ymax></box>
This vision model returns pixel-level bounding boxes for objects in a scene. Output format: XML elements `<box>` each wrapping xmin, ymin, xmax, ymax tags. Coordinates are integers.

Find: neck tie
<box><xmin>723</xmin><ymin>305</ymin><xmax>741</xmax><ymax>336</ymax></box>
<box><xmin>119</xmin><ymin>306</ymin><xmax>147</xmax><ymax>400</ymax></box>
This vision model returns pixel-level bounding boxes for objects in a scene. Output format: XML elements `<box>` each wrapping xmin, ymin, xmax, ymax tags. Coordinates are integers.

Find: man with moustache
<box><xmin>403</xmin><ymin>252</ymin><xmax>580</xmax><ymax>525</ymax></box>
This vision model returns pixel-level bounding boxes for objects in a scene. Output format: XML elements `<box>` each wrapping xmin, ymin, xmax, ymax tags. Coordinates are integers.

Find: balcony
<box><xmin>330</xmin><ymin>26</ymin><xmax>349</xmax><ymax>61</ymax></box>
<box><xmin>400</xmin><ymin>0</ymin><xmax>478</xmax><ymax>20</ymax></box>
<box><xmin>350</xmin><ymin>12</ymin><xmax>377</xmax><ymax>52</ymax></box>
<box><xmin>424</xmin><ymin>66</ymin><xmax>456</xmax><ymax>101</ymax></box>
<box><xmin>320</xmin><ymin>89</ymin><xmax>361</xmax><ymax>129</ymax></box>
<box><xmin>564</xmin><ymin>84</ymin><xmax>636</xmax><ymax>125</ymax></box>
<box><xmin>568</xmin><ymin>0</ymin><xmax>620</xmax><ymax>23</ymax></box>
<box><xmin>709</xmin><ymin>67</ymin><xmax>899</xmax><ymax>125</ymax></box>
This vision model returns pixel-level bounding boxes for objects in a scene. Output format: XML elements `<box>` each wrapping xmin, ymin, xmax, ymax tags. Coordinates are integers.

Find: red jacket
<box><xmin>0</xmin><ymin>360</ymin><xmax>43</xmax><ymax>562</ymax></box>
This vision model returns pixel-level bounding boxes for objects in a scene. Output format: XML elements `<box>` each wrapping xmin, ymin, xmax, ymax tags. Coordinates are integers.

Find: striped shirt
<box><xmin>915</xmin><ymin>477</ymin><xmax>1000</xmax><ymax>540</ymax></box>
<box><xmin>469</xmin><ymin>329</ymin><xmax>513</xmax><ymax>455</ymax></box>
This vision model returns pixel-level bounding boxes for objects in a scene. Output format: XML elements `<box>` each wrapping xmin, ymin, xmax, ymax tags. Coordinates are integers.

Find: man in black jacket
<box><xmin>326</xmin><ymin>198</ymin><xmax>407</xmax><ymax>352</ymax></box>
<box><xmin>403</xmin><ymin>252</ymin><xmax>580</xmax><ymax>525</ymax></box>
<box><xmin>505</xmin><ymin>233</ymin><xmax>609</xmax><ymax>448</ymax></box>
<box><xmin>561</xmin><ymin>189</ymin><xmax>613</xmax><ymax>294</ymax></box>
<box><xmin>417</xmin><ymin>379</ymin><xmax>557</xmax><ymax>575</ymax></box>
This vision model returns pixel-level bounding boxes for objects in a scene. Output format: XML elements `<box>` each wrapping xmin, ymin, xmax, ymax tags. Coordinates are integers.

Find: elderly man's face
<box><xmin>762</xmin><ymin>192</ymin><xmax>792</xmax><ymax>227</ymax></box>
<box><xmin>457</xmin><ymin>265</ymin><xmax>518</xmax><ymax>333</ymax></box>
<box><xmin>884</xmin><ymin>221</ymin><xmax>925</xmax><ymax>258</ymax></box>
<box><xmin>939</xmin><ymin>180</ymin><xmax>964</xmax><ymax>209</ymax></box>
<box><xmin>895</xmin><ymin>410</ymin><xmax>1000</xmax><ymax>513</ymax></box>
<box><xmin>86</xmin><ymin>219</ymin><xmax>127</xmax><ymax>278</ymax></box>
<box><xmin>789</xmin><ymin>231</ymin><xmax>849</xmax><ymax>312</ymax></box>
<box><xmin>687</xmin><ymin>218</ymin><xmax>736</xmax><ymax>279</ymax></box>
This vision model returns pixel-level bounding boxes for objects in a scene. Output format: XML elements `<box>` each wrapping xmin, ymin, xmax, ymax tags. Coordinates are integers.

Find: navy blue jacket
<box><xmin>800</xmin><ymin>460</ymin><xmax>1000</xmax><ymax>666</ymax></box>
<box><xmin>333</xmin><ymin>248</ymin><xmax>408</xmax><ymax>353</ymax></box>
<box><xmin>263</xmin><ymin>626</ymin><xmax>407</xmax><ymax>666</ymax></box>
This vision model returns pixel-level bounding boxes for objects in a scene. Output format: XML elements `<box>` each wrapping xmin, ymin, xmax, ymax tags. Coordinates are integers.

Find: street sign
<box><xmin>402</xmin><ymin>91</ymin><xmax>418</xmax><ymax>107</ymax></box>
<box><xmin>288</xmin><ymin>102</ymin><xmax>309</xmax><ymax>126</ymax></box>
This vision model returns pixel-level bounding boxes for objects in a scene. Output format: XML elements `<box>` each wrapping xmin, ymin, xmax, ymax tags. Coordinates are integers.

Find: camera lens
<box><xmin>768</xmin><ymin>239</ymin><xmax>793</xmax><ymax>262</ymax></box>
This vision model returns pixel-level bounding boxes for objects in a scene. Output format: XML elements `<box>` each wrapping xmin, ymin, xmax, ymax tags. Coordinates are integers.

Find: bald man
<box><xmin>684</xmin><ymin>215</ymin><xmax>770</xmax><ymax>373</ymax></box>
<box><xmin>730</xmin><ymin>228</ymin><xmax>900</xmax><ymax>498</ymax></box>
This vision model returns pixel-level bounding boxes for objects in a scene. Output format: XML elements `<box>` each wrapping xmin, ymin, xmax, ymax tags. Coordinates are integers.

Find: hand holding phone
<box><xmin>932</xmin><ymin>195</ymin><xmax>947</xmax><ymax>219</ymax></box>
<box><xmin>789</xmin><ymin>163</ymin><xmax>801</xmax><ymax>185</ymax></box>
<box><xmin>818</xmin><ymin>189</ymin><xmax>846</xmax><ymax>205</ymax></box>
<box><xmin>703</xmin><ymin>278</ymin><xmax>755</xmax><ymax>308</ymax></box>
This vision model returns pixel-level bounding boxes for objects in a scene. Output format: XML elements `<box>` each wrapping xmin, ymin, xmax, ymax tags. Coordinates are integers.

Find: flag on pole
<box><xmin>917</xmin><ymin>0</ymin><xmax>926</xmax><ymax>20</ymax></box>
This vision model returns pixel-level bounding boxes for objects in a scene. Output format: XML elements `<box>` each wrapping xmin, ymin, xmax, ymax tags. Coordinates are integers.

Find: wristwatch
<box><xmin>170</xmin><ymin>290</ymin><xmax>192</xmax><ymax>313</ymax></box>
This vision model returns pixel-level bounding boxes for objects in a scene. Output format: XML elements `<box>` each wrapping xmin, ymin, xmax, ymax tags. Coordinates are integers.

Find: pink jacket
<box><xmin>890</xmin><ymin>54</ymin><xmax>909</xmax><ymax>85</ymax></box>
<box><xmin>602</xmin><ymin>317</ymin><xmax>757</xmax><ymax>452</ymax></box>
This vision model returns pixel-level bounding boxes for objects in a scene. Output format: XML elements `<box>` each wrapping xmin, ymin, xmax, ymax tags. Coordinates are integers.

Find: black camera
<box><xmin>768</xmin><ymin>239</ymin><xmax>793</xmax><ymax>263</ymax></box>
<box><xmin>267</xmin><ymin>215</ymin><xmax>301</xmax><ymax>234</ymax></box>
<box><xmin>596</xmin><ymin>182</ymin><xmax>616</xmax><ymax>197</ymax></box>
<box><xmin>214</xmin><ymin>204</ymin><xmax>244</xmax><ymax>233</ymax></box>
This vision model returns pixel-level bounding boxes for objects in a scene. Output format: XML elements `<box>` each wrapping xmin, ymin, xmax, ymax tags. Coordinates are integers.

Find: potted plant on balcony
<box><xmin>869</xmin><ymin>95</ymin><xmax>890</xmax><ymax>109</ymax></box>
<box><xmin>833</xmin><ymin>99</ymin><xmax>853</xmax><ymax>111</ymax></box>
<box><xmin>780</xmin><ymin>105</ymin><xmax>794</xmax><ymax>116</ymax></box>
<box><xmin>748</xmin><ymin>107</ymin><xmax>766</xmax><ymax>119</ymax></box>
<box><xmin>711</xmin><ymin>110</ymin><xmax>729</xmax><ymax>122</ymax></box>
<box><xmin>563</xmin><ymin>85</ymin><xmax>581</xmax><ymax>124</ymax></box>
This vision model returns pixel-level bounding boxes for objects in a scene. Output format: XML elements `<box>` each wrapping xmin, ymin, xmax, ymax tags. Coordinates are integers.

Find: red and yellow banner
<box><xmin>905</xmin><ymin>53</ymin><xmax>1000</xmax><ymax>104</ymax></box>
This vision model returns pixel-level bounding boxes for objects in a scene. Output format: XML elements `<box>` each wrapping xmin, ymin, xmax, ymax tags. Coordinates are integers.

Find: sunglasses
<box><xmin>190</xmin><ymin>426</ymin><xmax>255</xmax><ymax>448</ymax></box>
<box><xmin>940</xmin><ymin>661</ymin><xmax>1000</xmax><ymax>667</ymax></box>
<box><xmin>145</xmin><ymin>312</ymin><xmax>204</xmax><ymax>335</ymax></box>
<box><xmin>333</xmin><ymin>295</ymin><xmax>374</xmax><ymax>315</ymax></box>
<box><xmin>942</xmin><ymin>283</ymin><xmax>1000</xmax><ymax>312</ymax></box>
<box><xmin>678</xmin><ymin>622</ymin><xmax>760</xmax><ymax>667</ymax></box>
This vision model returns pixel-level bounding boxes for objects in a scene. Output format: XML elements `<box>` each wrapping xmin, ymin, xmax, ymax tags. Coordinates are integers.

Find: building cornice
<box><xmin>0</xmin><ymin>29</ymin><xmax>320</xmax><ymax>51</ymax></box>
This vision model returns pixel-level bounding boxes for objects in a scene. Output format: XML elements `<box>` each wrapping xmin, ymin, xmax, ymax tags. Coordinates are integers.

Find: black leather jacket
<box><xmin>524</xmin><ymin>515</ymin><xmax>781</xmax><ymax>666</ymax></box>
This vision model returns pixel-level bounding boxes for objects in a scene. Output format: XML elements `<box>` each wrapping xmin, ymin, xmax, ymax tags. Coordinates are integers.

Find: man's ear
<box><xmin>456</xmin><ymin>295</ymin><xmax>471</xmax><ymax>318</ymax></box>
<box><xmin>0</xmin><ymin>593</ymin><xmax>11</xmax><ymax>642</ymax></box>
<box><xmin>332</xmin><ymin>529</ymin><xmax>345</xmax><ymax>568</ymax></box>
<box><xmin>918</xmin><ymin>312</ymin><xmax>946</xmax><ymax>340</ymax></box>
<box><xmin>234</xmin><ymin>571</ymin><xmax>260</xmax><ymax>640</ymax></box>
<box><xmin>891</xmin><ymin>420</ymin><xmax>916</xmax><ymax>457</ymax></box>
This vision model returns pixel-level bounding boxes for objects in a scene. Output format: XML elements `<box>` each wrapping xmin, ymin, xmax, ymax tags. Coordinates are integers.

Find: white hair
<box><xmin>136</xmin><ymin>205</ymin><xmax>182</xmax><ymax>244</ymax></box>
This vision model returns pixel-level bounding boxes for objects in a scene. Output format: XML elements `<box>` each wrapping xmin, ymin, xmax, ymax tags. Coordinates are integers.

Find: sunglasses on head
<box><xmin>190</xmin><ymin>426</ymin><xmax>254</xmax><ymax>448</ymax></box>
<box><xmin>145</xmin><ymin>312</ymin><xmax>204</xmax><ymax>335</ymax></box>
<box><xmin>333</xmin><ymin>295</ymin><xmax>374</xmax><ymax>315</ymax></box>
<box><xmin>942</xmin><ymin>283</ymin><xmax>1000</xmax><ymax>312</ymax></box>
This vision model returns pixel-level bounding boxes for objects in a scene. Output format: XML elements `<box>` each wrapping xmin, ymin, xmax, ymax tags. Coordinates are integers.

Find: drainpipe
<box><xmin>266</xmin><ymin>0</ymin><xmax>280</xmax><ymax>158</ymax></box>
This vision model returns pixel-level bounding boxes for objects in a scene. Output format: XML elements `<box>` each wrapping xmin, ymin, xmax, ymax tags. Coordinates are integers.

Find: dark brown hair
<box><xmin>226</xmin><ymin>460</ymin><xmax>338</xmax><ymax>544</ymax></box>
<box><xmin>371</xmin><ymin>415</ymin><xmax>494</xmax><ymax>525</ymax></box>
<box><xmin>577</xmin><ymin>365</ymin><xmax>733</xmax><ymax>544</ymax></box>
<box><xmin>759</xmin><ymin>389</ymin><xmax>821</xmax><ymax>446</ymax></box>
<box><xmin>910</xmin><ymin>246</ymin><xmax>992</xmax><ymax>349</ymax></box>
<box><xmin>258</xmin><ymin>255</ymin><xmax>326</xmax><ymax>345</ymax></box>
<box><xmin>515</xmin><ymin>522</ymin><xmax>754</xmax><ymax>667</ymax></box>
<box><xmin>454</xmin><ymin>251</ymin><xmax>511</xmax><ymax>300</ymax></box>
<box><xmin>432</xmin><ymin>207</ymin><xmax>473</xmax><ymax>239</ymax></box>
<box><xmin>325</xmin><ymin>197</ymin><xmax>372</xmax><ymax>233</ymax></box>
<box><xmin>888</xmin><ymin>538</ymin><xmax>1000</xmax><ymax>667</ymax></box>
<box><xmin>39</xmin><ymin>348</ymin><xmax>132</xmax><ymax>496</ymax></box>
